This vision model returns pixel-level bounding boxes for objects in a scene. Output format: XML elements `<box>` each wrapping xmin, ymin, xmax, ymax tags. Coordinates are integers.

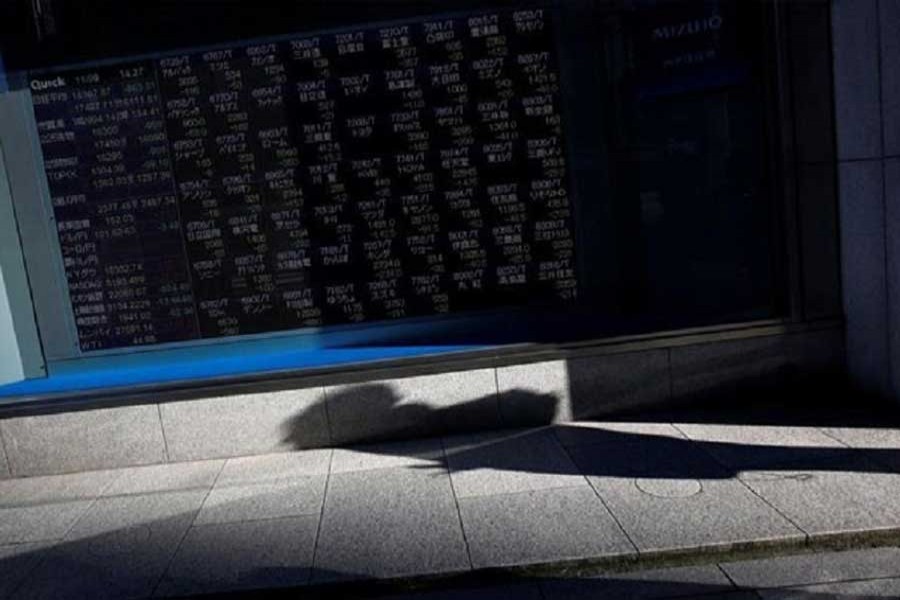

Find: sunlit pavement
<box><xmin>3</xmin><ymin>401</ymin><xmax>900</xmax><ymax>599</ymax></box>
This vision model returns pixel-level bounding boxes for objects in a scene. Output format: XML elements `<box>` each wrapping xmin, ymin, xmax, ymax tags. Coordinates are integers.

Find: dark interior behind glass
<box><xmin>0</xmin><ymin>0</ymin><xmax>781</xmax><ymax>351</ymax></box>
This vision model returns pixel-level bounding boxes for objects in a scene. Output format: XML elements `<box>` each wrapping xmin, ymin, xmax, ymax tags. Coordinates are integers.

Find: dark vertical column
<box><xmin>832</xmin><ymin>0</ymin><xmax>890</xmax><ymax>395</ymax></box>
<box><xmin>786</xmin><ymin>2</ymin><xmax>841</xmax><ymax>321</ymax></box>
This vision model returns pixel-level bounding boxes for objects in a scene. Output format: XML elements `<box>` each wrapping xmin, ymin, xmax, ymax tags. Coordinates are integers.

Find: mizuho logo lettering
<box><xmin>652</xmin><ymin>14</ymin><xmax>724</xmax><ymax>41</ymax></box>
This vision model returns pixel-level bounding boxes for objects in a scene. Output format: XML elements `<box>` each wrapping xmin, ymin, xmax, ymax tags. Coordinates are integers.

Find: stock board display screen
<box><xmin>29</xmin><ymin>9</ymin><xmax>577</xmax><ymax>352</ymax></box>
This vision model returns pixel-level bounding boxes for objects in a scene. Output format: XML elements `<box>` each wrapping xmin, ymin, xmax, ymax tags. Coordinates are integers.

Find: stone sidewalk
<box><xmin>2</xmin><ymin>407</ymin><xmax>900</xmax><ymax>599</ymax></box>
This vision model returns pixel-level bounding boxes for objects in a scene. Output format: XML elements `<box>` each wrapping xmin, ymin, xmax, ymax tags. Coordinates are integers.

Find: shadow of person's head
<box><xmin>281</xmin><ymin>384</ymin><xmax>561</xmax><ymax>449</ymax></box>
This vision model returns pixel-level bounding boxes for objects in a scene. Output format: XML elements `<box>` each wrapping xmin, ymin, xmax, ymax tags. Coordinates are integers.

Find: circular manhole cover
<box><xmin>634</xmin><ymin>478</ymin><xmax>703</xmax><ymax>498</ymax></box>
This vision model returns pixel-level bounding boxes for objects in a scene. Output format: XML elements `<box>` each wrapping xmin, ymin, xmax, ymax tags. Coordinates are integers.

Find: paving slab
<box><xmin>102</xmin><ymin>460</ymin><xmax>224</xmax><ymax>497</ymax></box>
<box><xmin>443</xmin><ymin>429</ymin><xmax>586</xmax><ymax>498</ymax></box>
<box><xmin>587</xmin><ymin>478</ymin><xmax>804</xmax><ymax>553</ymax></box>
<box><xmin>757</xmin><ymin>577</ymin><xmax>900</xmax><ymax>599</ymax></box>
<box><xmin>0</xmin><ymin>469</ymin><xmax>120</xmax><ymax>544</ymax></box>
<box><xmin>569</xmin><ymin>442</ymin><xmax>804</xmax><ymax>552</ymax></box>
<box><xmin>539</xmin><ymin>564</ymin><xmax>735</xmax><ymax>600</ymax></box>
<box><xmin>155</xmin><ymin>515</ymin><xmax>318</xmax><ymax>598</ymax></box>
<box><xmin>330</xmin><ymin>438</ymin><xmax>445</xmax><ymax>474</ymax></box>
<box><xmin>194</xmin><ymin>451</ymin><xmax>330</xmax><ymax>525</ymax></box>
<box><xmin>720</xmin><ymin>547</ymin><xmax>900</xmax><ymax>589</ymax></box>
<box><xmin>738</xmin><ymin>457</ymin><xmax>900</xmax><ymax>535</ymax></box>
<box><xmin>0</xmin><ymin>499</ymin><xmax>97</xmax><ymax>545</ymax></box>
<box><xmin>194</xmin><ymin>475</ymin><xmax>327</xmax><ymax>525</ymax></box>
<box><xmin>674</xmin><ymin>423</ymin><xmax>849</xmax><ymax>471</ymax></box>
<box><xmin>61</xmin><ymin>488</ymin><xmax>207</xmax><ymax>541</ymax></box>
<box><xmin>312</xmin><ymin>466</ymin><xmax>469</xmax><ymax>583</ymax></box>
<box><xmin>13</xmin><ymin>490</ymin><xmax>206</xmax><ymax>600</ymax></box>
<box><xmin>458</xmin><ymin>486</ymin><xmax>633</xmax><ymax>569</ymax></box>
<box><xmin>0</xmin><ymin>543</ymin><xmax>48</xmax><ymax>600</ymax></box>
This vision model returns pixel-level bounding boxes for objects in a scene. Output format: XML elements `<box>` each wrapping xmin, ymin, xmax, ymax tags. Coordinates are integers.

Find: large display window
<box><xmin>0</xmin><ymin>0</ymin><xmax>783</xmax><ymax>397</ymax></box>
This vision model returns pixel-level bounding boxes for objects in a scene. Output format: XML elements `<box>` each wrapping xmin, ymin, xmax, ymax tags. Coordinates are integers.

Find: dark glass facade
<box><xmin>0</xmin><ymin>0</ymin><xmax>784</xmax><ymax>370</ymax></box>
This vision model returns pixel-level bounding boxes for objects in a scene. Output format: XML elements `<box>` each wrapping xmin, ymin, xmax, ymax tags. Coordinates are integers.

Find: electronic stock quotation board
<box><xmin>28</xmin><ymin>9</ymin><xmax>578</xmax><ymax>353</ymax></box>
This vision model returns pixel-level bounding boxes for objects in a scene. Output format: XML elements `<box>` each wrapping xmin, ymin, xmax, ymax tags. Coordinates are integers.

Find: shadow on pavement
<box><xmin>4</xmin><ymin>378</ymin><xmax>900</xmax><ymax>598</ymax></box>
<box><xmin>283</xmin><ymin>382</ymin><xmax>900</xmax><ymax>480</ymax></box>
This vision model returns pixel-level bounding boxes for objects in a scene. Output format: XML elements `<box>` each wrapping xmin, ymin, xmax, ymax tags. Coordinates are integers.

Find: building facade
<box><xmin>0</xmin><ymin>0</ymin><xmax>893</xmax><ymax>477</ymax></box>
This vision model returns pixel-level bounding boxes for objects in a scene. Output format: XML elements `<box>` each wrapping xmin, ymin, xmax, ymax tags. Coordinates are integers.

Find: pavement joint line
<box><xmin>441</xmin><ymin>436</ymin><xmax>476</xmax><ymax>571</ymax></box>
<box><xmin>150</xmin><ymin>457</ymin><xmax>228</xmax><ymax>597</ymax></box>
<box><xmin>667</xmin><ymin>422</ymin><xmax>812</xmax><ymax>542</ymax></box>
<box><xmin>308</xmin><ymin>447</ymin><xmax>335</xmax><ymax>585</ymax></box>
<box><xmin>320</xmin><ymin>385</ymin><xmax>334</xmax><ymax>447</ymax></box>
<box><xmin>158</xmin><ymin>528</ymin><xmax>900</xmax><ymax>600</ymax></box>
<box><xmin>814</xmin><ymin>426</ymin><xmax>852</xmax><ymax>448</ymax></box>
<box><xmin>553</xmin><ymin>431</ymin><xmax>641</xmax><ymax>555</ymax></box>
<box><xmin>4</xmin><ymin>469</ymin><xmax>144</xmax><ymax>598</ymax></box>
<box><xmin>714</xmin><ymin>562</ymin><xmax>741</xmax><ymax>590</ymax></box>
<box><xmin>54</xmin><ymin>468</ymin><xmax>125</xmax><ymax>542</ymax></box>
<box><xmin>156</xmin><ymin>403</ymin><xmax>172</xmax><ymax>463</ymax></box>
